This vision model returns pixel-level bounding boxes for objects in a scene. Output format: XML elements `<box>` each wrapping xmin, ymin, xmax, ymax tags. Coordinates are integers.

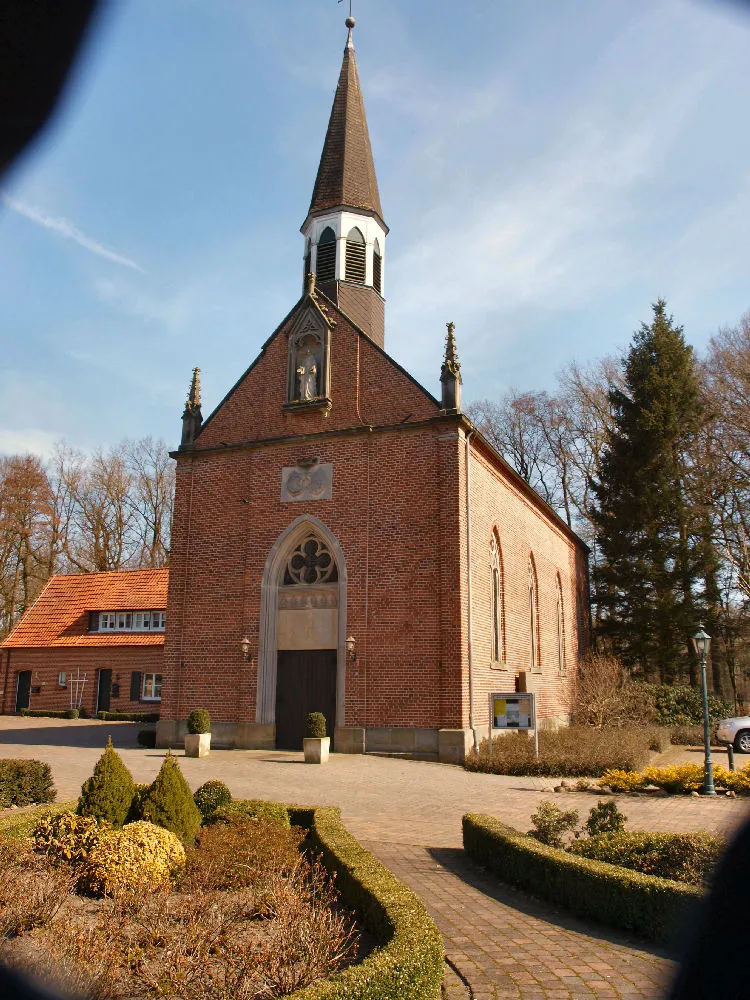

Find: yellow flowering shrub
<box><xmin>32</xmin><ymin>811</ymin><xmax>104</xmax><ymax>865</ymax></box>
<box><xmin>81</xmin><ymin>820</ymin><xmax>185</xmax><ymax>896</ymax></box>
<box><xmin>642</xmin><ymin>764</ymin><xmax>704</xmax><ymax>794</ymax></box>
<box><xmin>598</xmin><ymin>770</ymin><xmax>645</xmax><ymax>792</ymax></box>
<box><xmin>716</xmin><ymin>765</ymin><xmax>750</xmax><ymax>794</ymax></box>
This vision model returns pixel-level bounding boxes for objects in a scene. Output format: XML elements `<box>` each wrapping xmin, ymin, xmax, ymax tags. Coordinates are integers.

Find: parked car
<box><xmin>716</xmin><ymin>717</ymin><xmax>750</xmax><ymax>753</ymax></box>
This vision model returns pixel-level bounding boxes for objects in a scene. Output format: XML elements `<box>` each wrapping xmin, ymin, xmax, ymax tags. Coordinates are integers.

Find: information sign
<box><xmin>489</xmin><ymin>692</ymin><xmax>538</xmax><ymax>759</ymax></box>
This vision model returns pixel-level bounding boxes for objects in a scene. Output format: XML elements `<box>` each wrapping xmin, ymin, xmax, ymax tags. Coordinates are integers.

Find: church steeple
<box><xmin>301</xmin><ymin>15</ymin><xmax>387</xmax><ymax>348</ymax></box>
<box><xmin>181</xmin><ymin>367</ymin><xmax>203</xmax><ymax>447</ymax></box>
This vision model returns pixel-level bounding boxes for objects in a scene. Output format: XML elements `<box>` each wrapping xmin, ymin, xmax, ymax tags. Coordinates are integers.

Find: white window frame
<box><xmin>141</xmin><ymin>673</ymin><xmax>162</xmax><ymax>701</ymax></box>
<box><xmin>490</xmin><ymin>536</ymin><xmax>503</xmax><ymax>663</ymax></box>
<box><xmin>556</xmin><ymin>578</ymin><xmax>566</xmax><ymax>674</ymax></box>
<box><xmin>93</xmin><ymin>611</ymin><xmax>166</xmax><ymax>634</ymax></box>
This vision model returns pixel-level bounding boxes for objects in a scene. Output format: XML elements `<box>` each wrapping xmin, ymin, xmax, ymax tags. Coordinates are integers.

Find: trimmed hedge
<box><xmin>569</xmin><ymin>831</ymin><xmax>723</xmax><ymax>887</ymax></box>
<box><xmin>289</xmin><ymin>805</ymin><xmax>444</xmax><ymax>1000</ymax></box>
<box><xmin>97</xmin><ymin>711</ymin><xmax>159</xmax><ymax>723</ymax></box>
<box><xmin>463</xmin><ymin>812</ymin><xmax>701</xmax><ymax>943</ymax></box>
<box><xmin>19</xmin><ymin>708</ymin><xmax>80</xmax><ymax>719</ymax></box>
<box><xmin>0</xmin><ymin>759</ymin><xmax>56</xmax><ymax>808</ymax></box>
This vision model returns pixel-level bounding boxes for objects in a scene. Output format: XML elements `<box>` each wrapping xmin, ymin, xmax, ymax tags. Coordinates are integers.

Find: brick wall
<box><xmin>162</xmin><ymin>294</ymin><xmax>589</xmax><ymax>736</ymax></box>
<box><xmin>1</xmin><ymin>646</ymin><xmax>164</xmax><ymax>717</ymax></box>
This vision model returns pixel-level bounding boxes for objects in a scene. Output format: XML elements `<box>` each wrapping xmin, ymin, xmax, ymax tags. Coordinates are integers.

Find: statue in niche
<box><xmin>293</xmin><ymin>333</ymin><xmax>322</xmax><ymax>401</ymax></box>
<box><xmin>296</xmin><ymin>351</ymin><xmax>318</xmax><ymax>400</ymax></box>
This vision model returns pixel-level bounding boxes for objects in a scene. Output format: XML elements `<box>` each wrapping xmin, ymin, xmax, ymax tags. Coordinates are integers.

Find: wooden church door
<box><xmin>275</xmin><ymin>649</ymin><xmax>337</xmax><ymax>750</ymax></box>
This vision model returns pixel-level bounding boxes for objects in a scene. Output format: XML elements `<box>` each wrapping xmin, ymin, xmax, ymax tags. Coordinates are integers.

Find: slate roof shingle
<box><xmin>1</xmin><ymin>568</ymin><xmax>169</xmax><ymax>648</ymax></box>
<box><xmin>307</xmin><ymin>33</ymin><xmax>384</xmax><ymax>226</ymax></box>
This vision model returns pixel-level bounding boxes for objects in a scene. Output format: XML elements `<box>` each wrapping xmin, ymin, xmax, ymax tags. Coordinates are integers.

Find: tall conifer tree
<box><xmin>593</xmin><ymin>301</ymin><xmax>703</xmax><ymax>681</ymax></box>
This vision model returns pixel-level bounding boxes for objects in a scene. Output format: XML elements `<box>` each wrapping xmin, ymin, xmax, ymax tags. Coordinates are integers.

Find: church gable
<box><xmin>194</xmin><ymin>292</ymin><xmax>440</xmax><ymax>450</ymax></box>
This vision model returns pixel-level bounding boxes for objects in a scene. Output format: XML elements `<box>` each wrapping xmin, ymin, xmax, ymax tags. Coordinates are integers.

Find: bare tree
<box><xmin>125</xmin><ymin>437</ymin><xmax>175</xmax><ymax>568</ymax></box>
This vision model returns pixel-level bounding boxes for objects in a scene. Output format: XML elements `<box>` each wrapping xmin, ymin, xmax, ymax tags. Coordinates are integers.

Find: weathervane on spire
<box><xmin>338</xmin><ymin>0</ymin><xmax>354</xmax><ymax>18</ymax></box>
<box><xmin>338</xmin><ymin>0</ymin><xmax>355</xmax><ymax>42</ymax></box>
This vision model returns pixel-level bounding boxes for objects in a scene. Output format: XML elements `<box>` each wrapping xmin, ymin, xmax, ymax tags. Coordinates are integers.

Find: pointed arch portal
<box><xmin>255</xmin><ymin>515</ymin><xmax>348</xmax><ymax>748</ymax></box>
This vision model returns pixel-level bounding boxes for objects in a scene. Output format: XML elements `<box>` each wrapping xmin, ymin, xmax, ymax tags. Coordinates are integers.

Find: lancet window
<box><xmin>490</xmin><ymin>535</ymin><xmax>504</xmax><ymax>662</ymax></box>
<box><xmin>344</xmin><ymin>227</ymin><xmax>366</xmax><ymax>284</ymax></box>
<box><xmin>316</xmin><ymin>227</ymin><xmax>336</xmax><ymax>283</ymax></box>
<box><xmin>373</xmin><ymin>238</ymin><xmax>382</xmax><ymax>294</ymax></box>
<box><xmin>528</xmin><ymin>558</ymin><xmax>539</xmax><ymax>672</ymax></box>
<box><xmin>556</xmin><ymin>576</ymin><xmax>565</xmax><ymax>674</ymax></box>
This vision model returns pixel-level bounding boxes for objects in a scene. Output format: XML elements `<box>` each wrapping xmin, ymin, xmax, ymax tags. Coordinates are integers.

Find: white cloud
<box><xmin>1</xmin><ymin>195</ymin><xmax>145</xmax><ymax>272</ymax></box>
<box><xmin>0</xmin><ymin>429</ymin><xmax>58</xmax><ymax>459</ymax></box>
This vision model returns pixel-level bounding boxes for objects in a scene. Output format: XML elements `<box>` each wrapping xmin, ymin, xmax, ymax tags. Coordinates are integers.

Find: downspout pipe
<box><xmin>465</xmin><ymin>428</ymin><xmax>479</xmax><ymax>751</ymax></box>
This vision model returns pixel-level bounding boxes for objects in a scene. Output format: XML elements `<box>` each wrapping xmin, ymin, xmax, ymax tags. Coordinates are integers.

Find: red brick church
<box><xmin>156</xmin><ymin>16</ymin><xmax>590</xmax><ymax>761</ymax></box>
<box><xmin>1</xmin><ymin>18</ymin><xmax>589</xmax><ymax>761</ymax></box>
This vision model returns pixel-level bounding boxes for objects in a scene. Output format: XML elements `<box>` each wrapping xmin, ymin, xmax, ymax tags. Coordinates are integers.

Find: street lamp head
<box><xmin>691</xmin><ymin>625</ymin><xmax>711</xmax><ymax>660</ymax></box>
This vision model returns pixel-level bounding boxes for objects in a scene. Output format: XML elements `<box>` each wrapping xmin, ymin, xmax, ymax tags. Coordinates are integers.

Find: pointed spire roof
<box><xmin>305</xmin><ymin>17</ymin><xmax>385</xmax><ymax>229</ymax></box>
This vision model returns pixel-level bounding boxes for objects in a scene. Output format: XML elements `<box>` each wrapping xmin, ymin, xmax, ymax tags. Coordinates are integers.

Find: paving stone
<box><xmin>2</xmin><ymin>717</ymin><xmax>745</xmax><ymax>1000</ymax></box>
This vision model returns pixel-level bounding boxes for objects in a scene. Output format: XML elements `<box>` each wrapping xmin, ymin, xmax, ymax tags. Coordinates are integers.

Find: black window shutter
<box><xmin>88</xmin><ymin>612</ymin><xmax>99</xmax><ymax>632</ymax></box>
<box><xmin>130</xmin><ymin>672</ymin><xmax>142</xmax><ymax>701</ymax></box>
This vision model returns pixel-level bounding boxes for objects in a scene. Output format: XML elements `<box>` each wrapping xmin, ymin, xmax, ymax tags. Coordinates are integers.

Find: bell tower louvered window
<box><xmin>373</xmin><ymin>238</ymin><xmax>382</xmax><ymax>295</ymax></box>
<box><xmin>303</xmin><ymin>239</ymin><xmax>312</xmax><ymax>286</ymax></box>
<box><xmin>345</xmin><ymin>227</ymin><xmax>366</xmax><ymax>284</ymax></box>
<box><xmin>316</xmin><ymin>227</ymin><xmax>336</xmax><ymax>283</ymax></box>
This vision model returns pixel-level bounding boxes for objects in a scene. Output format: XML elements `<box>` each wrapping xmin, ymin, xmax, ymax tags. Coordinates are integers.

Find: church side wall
<box><xmin>161</xmin><ymin>421</ymin><xmax>465</xmax><ymax>737</ymax></box>
<box><xmin>462</xmin><ymin>434</ymin><xmax>589</xmax><ymax>733</ymax></box>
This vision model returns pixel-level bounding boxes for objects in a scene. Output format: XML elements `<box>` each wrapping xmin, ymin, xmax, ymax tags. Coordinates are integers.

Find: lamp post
<box><xmin>691</xmin><ymin>625</ymin><xmax>715</xmax><ymax>796</ymax></box>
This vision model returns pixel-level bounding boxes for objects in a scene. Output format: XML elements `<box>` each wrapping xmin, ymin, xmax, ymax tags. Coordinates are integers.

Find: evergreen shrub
<box><xmin>209</xmin><ymin>798</ymin><xmax>290</xmax><ymax>828</ymax></box>
<box><xmin>306</xmin><ymin>712</ymin><xmax>327</xmax><ymax>738</ymax></box>
<box><xmin>96</xmin><ymin>711</ymin><xmax>159</xmax><ymax>723</ymax></box>
<box><xmin>77</xmin><ymin>737</ymin><xmax>135</xmax><ymax>827</ymax></box>
<box><xmin>463</xmin><ymin>812</ymin><xmax>701</xmax><ymax>943</ymax></box>
<box><xmin>585</xmin><ymin>800</ymin><xmax>627</xmax><ymax>837</ymax></box>
<box><xmin>81</xmin><ymin>821</ymin><xmax>185</xmax><ymax>896</ymax></box>
<box><xmin>139</xmin><ymin>753</ymin><xmax>201</xmax><ymax>844</ymax></box>
<box><xmin>528</xmin><ymin>801</ymin><xmax>579</xmax><ymax>848</ymax></box>
<box><xmin>642</xmin><ymin>684</ymin><xmax>733</xmax><ymax>727</ymax></box>
<box><xmin>569</xmin><ymin>831</ymin><xmax>723</xmax><ymax>887</ymax></box>
<box><xmin>193</xmin><ymin>779</ymin><xmax>232</xmax><ymax>820</ymax></box>
<box><xmin>464</xmin><ymin>727</ymin><xmax>652</xmax><ymax>777</ymax></box>
<box><xmin>127</xmin><ymin>782</ymin><xmax>150</xmax><ymax>823</ymax></box>
<box><xmin>0</xmin><ymin>759</ymin><xmax>56</xmax><ymax>808</ymax></box>
<box><xmin>19</xmin><ymin>709</ymin><xmax>79</xmax><ymax>720</ymax></box>
<box><xmin>187</xmin><ymin>708</ymin><xmax>210</xmax><ymax>734</ymax></box>
<box><xmin>32</xmin><ymin>810</ymin><xmax>104</xmax><ymax>866</ymax></box>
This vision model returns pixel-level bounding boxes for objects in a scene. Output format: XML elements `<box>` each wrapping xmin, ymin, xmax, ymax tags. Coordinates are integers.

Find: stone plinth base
<box><xmin>438</xmin><ymin>728</ymin><xmax>475</xmax><ymax>765</ymax></box>
<box><xmin>156</xmin><ymin>720</ymin><xmax>274</xmax><ymax>750</ymax></box>
<box><xmin>334</xmin><ymin>727</ymin><xmax>365</xmax><ymax>754</ymax></box>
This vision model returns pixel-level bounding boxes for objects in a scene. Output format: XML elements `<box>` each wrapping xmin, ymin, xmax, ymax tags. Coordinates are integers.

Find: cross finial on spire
<box><xmin>339</xmin><ymin>0</ymin><xmax>355</xmax><ymax>47</ymax></box>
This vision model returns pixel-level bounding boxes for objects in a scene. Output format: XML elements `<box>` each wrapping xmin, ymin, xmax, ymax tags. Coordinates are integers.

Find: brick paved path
<box><xmin>3</xmin><ymin>718</ymin><xmax>747</xmax><ymax>999</ymax></box>
<box><xmin>367</xmin><ymin>842</ymin><xmax>670</xmax><ymax>1000</ymax></box>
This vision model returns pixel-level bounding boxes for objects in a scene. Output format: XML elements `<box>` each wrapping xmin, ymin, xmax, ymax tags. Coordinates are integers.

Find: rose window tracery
<box><xmin>283</xmin><ymin>534</ymin><xmax>338</xmax><ymax>586</ymax></box>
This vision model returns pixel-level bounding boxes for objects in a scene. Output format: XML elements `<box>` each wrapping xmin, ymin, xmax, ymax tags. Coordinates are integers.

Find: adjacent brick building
<box><xmin>156</xmin><ymin>17</ymin><xmax>591</xmax><ymax>762</ymax></box>
<box><xmin>0</xmin><ymin>569</ymin><xmax>168</xmax><ymax>718</ymax></box>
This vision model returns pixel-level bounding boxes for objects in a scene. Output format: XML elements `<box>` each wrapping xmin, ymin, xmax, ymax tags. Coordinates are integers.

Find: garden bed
<box><xmin>463</xmin><ymin>812</ymin><xmax>702</xmax><ymax>943</ymax></box>
<box><xmin>0</xmin><ymin>746</ymin><xmax>442</xmax><ymax>1000</ymax></box>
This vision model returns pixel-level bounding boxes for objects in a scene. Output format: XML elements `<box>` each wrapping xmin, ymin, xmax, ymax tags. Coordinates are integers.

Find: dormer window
<box><xmin>316</xmin><ymin>227</ymin><xmax>336</xmax><ymax>283</ymax></box>
<box><xmin>345</xmin><ymin>227</ymin><xmax>366</xmax><ymax>283</ymax></box>
<box><xmin>90</xmin><ymin>611</ymin><xmax>166</xmax><ymax>633</ymax></box>
<box><xmin>373</xmin><ymin>238</ymin><xmax>382</xmax><ymax>294</ymax></box>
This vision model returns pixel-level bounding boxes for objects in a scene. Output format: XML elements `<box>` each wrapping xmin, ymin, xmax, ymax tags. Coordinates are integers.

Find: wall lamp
<box><xmin>240</xmin><ymin>636</ymin><xmax>253</xmax><ymax>661</ymax></box>
<box><xmin>346</xmin><ymin>635</ymin><xmax>357</xmax><ymax>666</ymax></box>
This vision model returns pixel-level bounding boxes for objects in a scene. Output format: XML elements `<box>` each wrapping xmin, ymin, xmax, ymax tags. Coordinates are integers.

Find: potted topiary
<box><xmin>184</xmin><ymin>709</ymin><xmax>211</xmax><ymax>758</ymax></box>
<box><xmin>303</xmin><ymin>712</ymin><xmax>330</xmax><ymax>764</ymax></box>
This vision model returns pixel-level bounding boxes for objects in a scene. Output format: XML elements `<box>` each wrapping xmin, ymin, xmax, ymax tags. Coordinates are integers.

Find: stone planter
<box><xmin>303</xmin><ymin>736</ymin><xmax>330</xmax><ymax>764</ymax></box>
<box><xmin>184</xmin><ymin>732</ymin><xmax>211</xmax><ymax>758</ymax></box>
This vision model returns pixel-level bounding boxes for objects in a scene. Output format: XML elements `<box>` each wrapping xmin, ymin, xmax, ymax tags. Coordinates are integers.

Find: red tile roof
<box><xmin>1</xmin><ymin>568</ymin><xmax>169</xmax><ymax>648</ymax></box>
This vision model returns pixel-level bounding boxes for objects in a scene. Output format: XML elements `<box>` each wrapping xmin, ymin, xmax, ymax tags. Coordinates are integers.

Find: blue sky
<box><xmin>1</xmin><ymin>0</ymin><xmax>749</xmax><ymax>457</ymax></box>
